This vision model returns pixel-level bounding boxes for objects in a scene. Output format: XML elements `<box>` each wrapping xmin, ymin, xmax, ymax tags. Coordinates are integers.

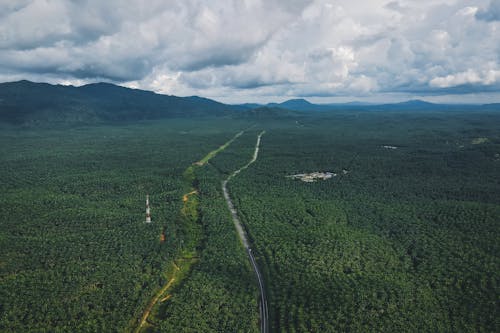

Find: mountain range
<box><xmin>237</xmin><ymin>98</ymin><xmax>500</xmax><ymax>112</ymax></box>
<box><xmin>0</xmin><ymin>80</ymin><xmax>238</xmax><ymax>125</ymax></box>
<box><xmin>0</xmin><ymin>80</ymin><xmax>498</xmax><ymax>126</ymax></box>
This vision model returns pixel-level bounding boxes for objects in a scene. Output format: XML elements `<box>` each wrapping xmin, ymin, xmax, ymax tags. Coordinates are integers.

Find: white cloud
<box><xmin>430</xmin><ymin>69</ymin><xmax>500</xmax><ymax>88</ymax></box>
<box><xmin>0</xmin><ymin>0</ymin><xmax>499</xmax><ymax>102</ymax></box>
<box><xmin>349</xmin><ymin>75</ymin><xmax>378</xmax><ymax>94</ymax></box>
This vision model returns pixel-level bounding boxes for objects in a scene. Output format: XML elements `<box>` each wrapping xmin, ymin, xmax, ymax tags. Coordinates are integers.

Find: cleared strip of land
<box><xmin>134</xmin><ymin>130</ymin><xmax>245</xmax><ymax>333</ymax></box>
<box><xmin>196</xmin><ymin>131</ymin><xmax>243</xmax><ymax>166</ymax></box>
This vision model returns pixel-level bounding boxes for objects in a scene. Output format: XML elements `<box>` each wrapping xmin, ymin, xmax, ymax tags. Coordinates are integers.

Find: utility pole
<box><xmin>145</xmin><ymin>194</ymin><xmax>152</xmax><ymax>223</ymax></box>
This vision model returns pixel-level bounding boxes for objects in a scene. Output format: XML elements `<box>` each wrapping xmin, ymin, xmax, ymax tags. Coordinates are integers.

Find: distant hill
<box><xmin>269</xmin><ymin>99</ymin><xmax>314</xmax><ymax>109</ymax></box>
<box><xmin>391</xmin><ymin>99</ymin><xmax>436</xmax><ymax>107</ymax></box>
<box><xmin>1</xmin><ymin>80</ymin><xmax>498</xmax><ymax>126</ymax></box>
<box><xmin>248</xmin><ymin>98</ymin><xmax>498</xmax><ymax>112</ymax></box>
<box><xmin>0</xmin><ymin>80</ymin><xmax>241</xmax><ymax>126</ymax></box>
<box><xmin>263</xmin><ymin>99</ymin><xmax>335</xmax><ymax>111</ymax></box>
<box><xmin>234</xmin><ymin>103</ymin><xmax>263</xmax><ymax>109</ymax></box>
<box><xmin>480</xmin><ymin>103</ymin><xmax>500</xmax><ymax>111</ymax></box>
<box><xmin>374</xmin><ymin>99</ymin><xmax>441</xmax><ymax>110</ymax></box>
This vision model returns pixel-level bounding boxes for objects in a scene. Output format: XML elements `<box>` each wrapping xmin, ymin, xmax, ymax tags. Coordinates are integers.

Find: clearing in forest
<box><xmin>287</xmin><ymin>172</ymin><xmax>337</xmax><ymax>182</ymax></box>
<box><xmin>134</xmin><ymin>130</ymin><xmax>245</xmax><ymax>333</ymax></box>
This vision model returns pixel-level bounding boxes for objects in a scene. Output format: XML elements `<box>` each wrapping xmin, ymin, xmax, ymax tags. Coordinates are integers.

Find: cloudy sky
<box><xmin>0</xmin><ymin>0</ymin><xmax>499</xmax><ymax>103</ymax></box>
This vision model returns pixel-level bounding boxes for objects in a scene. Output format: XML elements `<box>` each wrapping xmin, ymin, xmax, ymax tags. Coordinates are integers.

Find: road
<box><xmin>222</xmin><ymin>131</ymin><xmax>268</xmax><ymax>333</ymax></box>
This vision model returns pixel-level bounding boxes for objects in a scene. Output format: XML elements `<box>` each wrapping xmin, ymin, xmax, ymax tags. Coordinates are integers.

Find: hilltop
<box><xmin>0</xmin><ymin>80</ymin><xmax>240</xmax><ymax>126</ymax></box>
<box><xmin>1</xmin><ymin>81</ymin><xmax>499</xmax><ymax>127</ymax></box>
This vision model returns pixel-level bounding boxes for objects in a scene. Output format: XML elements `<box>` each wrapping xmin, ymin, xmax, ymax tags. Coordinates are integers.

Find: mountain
<box><xmin>480</xmin><ymin>103</ymin><xmax>500</xmax><ymax>111</ymax></box>
<box><xmin>254</xmin><ymin>99</ymin><xmax>328</xmax><ymax>111</ymax></box>
<box><xmin>392</xmin><ymin>99</ymin><xmax>436</xmax><ymax>107</ymax></box>
<box><xmin>259</xmin><ymin>98</ymin><xmax>498</xmax><ymax>112</ymax></box>
<box><xmin>375</xmin><ymin>99</ymin><xmax>441</xmax><ymax>110</ymax></box>
<box><xmin>269</xmin><ymin>98</ymin><xmax>441</xmax><ymax>111</ymax></box>
<box><xmin>262</xmin><ymin>98</ymin><xmax>375</xmax><ymax>111</ymax></box>
<box><xmin>275</xmin><ymin>99</ymin><xmax>314</xmax><ymax>109</ymax></box>
<box><xmin>0</xmin><ymin>80</ymin><xmax>240</xmax><ymax>126</ymax></box>
<box><xmin>1</xmin><ymin>80</ymin><xmax>498</xmax><ymax>126</ymax></box>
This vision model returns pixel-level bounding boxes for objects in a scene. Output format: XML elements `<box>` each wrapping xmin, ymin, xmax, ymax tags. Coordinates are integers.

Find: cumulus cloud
<box><xmin>0</xmin><ymin>0</ymin><xmax>499</xmax><ymax>102</ymax></box>
<box><xmin>430</xmin><ymin>69</ymin><xmax>500</xmax><ymax>87</ymax></box>
<box><xmin>0</xmin><ymin>1</ymin><xmax>309</xmax><ymax>80</ymax></box>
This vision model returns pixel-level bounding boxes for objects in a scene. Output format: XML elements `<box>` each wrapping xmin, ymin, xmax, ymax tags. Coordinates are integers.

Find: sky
<box><xmin>0</xmin><ymin>0</ymin><xmax>499</xmax><ymax>104</ymax></box>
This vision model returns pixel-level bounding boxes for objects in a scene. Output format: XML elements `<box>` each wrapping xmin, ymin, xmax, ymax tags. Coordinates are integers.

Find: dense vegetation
<box><xmin>142</xmin><ymin>129</ymin><xmax>259</xmax><ymax>333</ymax></box>
<box><xmin>1</xmin><ymin>80</ymin><xmax>498</xmax><ymax>127</ymax></box>
<box><xmin>1</xmin><ymin>107</ymin><xmax>499</xmax><ymax>332</ymax></box>
<box><xmin>0</xmin><ymin>118</ymin><xmax>257</xmax><ymax>332</ymax></box>
<box><xmin>0</xmin><ymin>81</ymin><xmax>240</xmax><ymax>125</ymax></box>
<box><xmin>228</xmin><ymin>111</ymin><xmax>500</xmax><ymax>332</ymax></box>
<box><xmin>151</xmin><ymin>164</ymin><xmax>259</xmax><ymax>332</ymax></box>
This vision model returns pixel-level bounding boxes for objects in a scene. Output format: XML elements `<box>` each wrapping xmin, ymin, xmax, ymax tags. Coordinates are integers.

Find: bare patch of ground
<box><xmin>287</xmin><ymin>172</ymin><xmax>337</xmax><ymax>182</ymax></box>
<box><xmin>471</xmin><ymin>137</ymin><xmax>489</xmax><ymax>144</ymax></box>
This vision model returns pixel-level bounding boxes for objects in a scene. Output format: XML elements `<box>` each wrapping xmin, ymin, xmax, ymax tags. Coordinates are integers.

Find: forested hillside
<box><xmin>0</xmin><ymin>81</ymin><xmax>240</xmax><ymax>125</ymax></box>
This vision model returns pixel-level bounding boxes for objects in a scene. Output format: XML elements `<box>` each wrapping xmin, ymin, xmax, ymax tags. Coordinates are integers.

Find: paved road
<box><xmin>222</xmin><ymin>131</ymin><xmax>268</xmax><ymax>333</ymax></box>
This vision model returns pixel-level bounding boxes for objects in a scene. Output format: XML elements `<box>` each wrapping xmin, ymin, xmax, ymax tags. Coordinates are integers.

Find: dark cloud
<box><xmin>172</xmin><ymin>42</ymin><xmax>266</xmax><ymax>72</ymax></box>
<box><xmin>476</xmin><ymin>0</ymin><xmax>500</xmax><ymax>21</ymax></box>
<box><xmin>384</xmin><ymin>81</ymin><xmax>500</xmax><ymax>95</ymax></box>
